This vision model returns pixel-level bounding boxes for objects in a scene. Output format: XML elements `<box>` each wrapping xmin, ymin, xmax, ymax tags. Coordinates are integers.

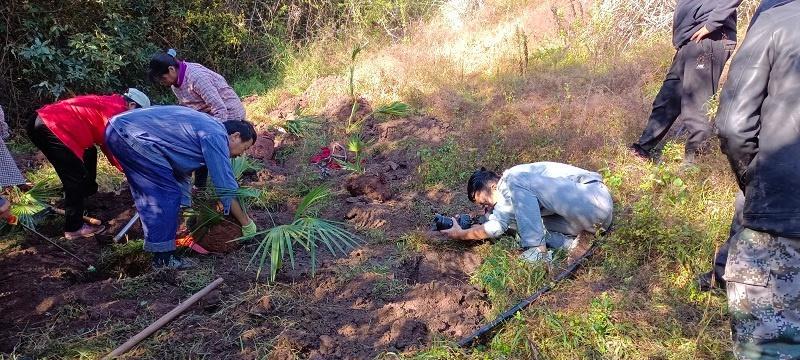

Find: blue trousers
<box><xmin>106</xmin><ymin>128</ymin><xmax>181</xmax><ymax>252</ymax></box>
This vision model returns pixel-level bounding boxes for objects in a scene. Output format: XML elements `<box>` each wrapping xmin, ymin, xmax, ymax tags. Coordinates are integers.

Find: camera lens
<box><xmin>433</xmin><ymin>214</ymin><xmax>454</xmax><ymax>231</ymax></box>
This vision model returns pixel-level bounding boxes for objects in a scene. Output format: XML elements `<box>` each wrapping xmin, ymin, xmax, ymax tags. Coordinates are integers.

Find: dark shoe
<box><xmin>628</xmin><ymin>144</ymin><xmax>651</xmax><ymax>161</ymax></box>
<box><xmin>697</xmin><ymin>271</ymin><xmax>726</xmax><ymax>292</ymax></box>
<box><xmin>153</xmin><ymin>252</ymin><xmax>195</xmax><ymax>270</ymax></box>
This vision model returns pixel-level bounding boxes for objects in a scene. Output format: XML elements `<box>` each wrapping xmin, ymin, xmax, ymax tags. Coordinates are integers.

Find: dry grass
<box><xmin>6</xmin><ymin>0</ymin><xmax>766</xmax><ymax>358</ymax></box>
<box><xmin>236</xmin><ymin>0</ymin><xmax>751</xmax><ymax>358</ymax></box>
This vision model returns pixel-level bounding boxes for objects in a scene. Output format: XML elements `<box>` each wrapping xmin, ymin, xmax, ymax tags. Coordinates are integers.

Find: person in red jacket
<box><xmin>26</xmin><ymin>89</ymin><xmax>151</xmax><ymax>240</ymax></box>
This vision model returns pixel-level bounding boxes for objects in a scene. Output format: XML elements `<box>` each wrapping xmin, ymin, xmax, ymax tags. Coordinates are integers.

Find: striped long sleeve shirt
<box><xmin>172</xmin><ymin>62</ymin><xmax>246</xmax><ymax>122</ymax></box>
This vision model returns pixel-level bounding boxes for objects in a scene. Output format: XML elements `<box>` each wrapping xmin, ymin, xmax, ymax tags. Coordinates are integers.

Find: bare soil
<box><xmin>0</xmin><ymin>190</ymin><xmax>143</xmax><ymax>350</ymax></box>
<box><xmin>195</xmin><ymin>220</ymin><xmax>243</xmax><ymax>254</ymax></box>
<box><xmin>345</xmin><ymin>173</ymin><xmax>392</xmax><ymax>202</ymax></box>
<box><xmin>0</xmin><ymin>105</ymin><xmax>496</xmax><ymax>358</ymax></box>
<box><xmin>247</xmin><ymin>130</ymin><xmax>276</xmax><ymax>162</ymax></box>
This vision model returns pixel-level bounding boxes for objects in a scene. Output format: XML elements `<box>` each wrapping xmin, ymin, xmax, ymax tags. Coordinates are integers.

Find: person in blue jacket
<box><xmin>106</xmin><ymin>105</ymin><xmax>258</xmax><ymax>269</ymax></box>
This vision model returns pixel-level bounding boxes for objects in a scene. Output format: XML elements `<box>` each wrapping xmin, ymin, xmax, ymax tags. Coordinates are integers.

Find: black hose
<box><xmin>458</xmin><ymin>242</ymin><xmax>601</xmax><ymax>347</ymax></box>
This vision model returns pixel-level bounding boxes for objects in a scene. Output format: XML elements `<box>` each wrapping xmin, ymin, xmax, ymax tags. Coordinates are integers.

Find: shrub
<box><xmin>1</xmin><ymin>0</ymin><xmax>441</xmax><ymax>127</ymax></box>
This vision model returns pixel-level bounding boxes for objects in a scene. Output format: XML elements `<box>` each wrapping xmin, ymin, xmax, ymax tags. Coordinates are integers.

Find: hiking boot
<box><xmin>152</xmin><ymin>253</ymin><xmax>195</xmax><ymax>270</ymax></box>
<box><xmin>697</xmin><ymin>271</ymin><xmax>726</xmax><ymax>292</ymax></box>
<box><xmin>628</xmin><ymin>144</ymin><xmax>651</xmax><ymax>161</ymax></box>
<box><xmin>567</xmin><ymin>231</ymin><xmax>594</xmax><ymax>264</ymax></box>
<box><xmin>64</xmin><ymin>224</ymin><xmax>106</xmax><ymax>240</ymax></box>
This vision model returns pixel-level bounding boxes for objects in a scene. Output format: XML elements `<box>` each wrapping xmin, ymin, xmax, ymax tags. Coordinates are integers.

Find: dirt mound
<box><xmin>0</xmin><ymin>222</ymin><xmax>103</xmax><ymax>351</ymax></box>
<box><xmin>367</xmin><ymin>115</ymin><xmax>449</xmax><ymax>146</ymax></box>
<box><xmin>0</xmin><ymin>189</ymin><xmax>153</xmax><ymax>351</ymax></box>
<box><xmin>195</xmin><ymin>221</ymin><xmax>242</xmax><ymax>253</ymax></box>
<box><xmin>323</xmin><ymin>96</ymin><xmax>373</xmax><ymax>124</ymax></box>
<box><xmin>267</xmin><ymin>95</ymin><xmax>309</xmax><ymax>122</ymax></box>
<box><xmin>246</xmin><ymin>130</ymin><xmax>276</xmax><ymax>162</ymax></box>
<box><xmin>344</xmin><ymin>173</ymin><xmax>392</xmax><ymax>202</ymax></box>
<box><xmin>262</xmin><ymin>244</ymin><xmax>489</xmax><ymax>359</ymax></box>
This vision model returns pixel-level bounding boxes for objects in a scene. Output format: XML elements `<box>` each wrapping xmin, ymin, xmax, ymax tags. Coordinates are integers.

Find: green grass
<box><xmin>98</xmin><ymin>239</ymin><xmax>151</xmax><ymax>276</ymax></box>
<box><xmin>416</xmin><ymin>138</ymin><xmax>477</xmax><ymax>187</ymax></box>
<box><xmin>5</xmin><ymin>134</ymin><xmax>37</xmax><ymax>155</ymax></box>
<box><xmin>471</xmin><ymin>237</ymin><xmax>549</xmax><ymax>314</ymax></box>
<box><xmin>232</xmin><ymin>71</ymin><xmax>281</xmax><ymax>98</ymax></box>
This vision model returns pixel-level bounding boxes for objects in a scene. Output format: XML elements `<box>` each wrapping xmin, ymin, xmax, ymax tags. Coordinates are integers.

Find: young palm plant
<box><xmin>231</xmin><ymin>155</ymin><xmax>263</xmax><ymax>180</ymax></box>
<box><xmin>335</xmin><ymin>135</ymin><xmax>368</xmax><ymax>174</ymax></box>
<box><xmin>182</xmin><ymin>156</ymin><xmax>263</xmax><ymax>241</ymax></box>
<box><xmin>346</xmin><ymin>100</ymin><xmax>412</xmax><ymax>134</ymax></box>
<box><xmin>2</xmin><ymin>177</ymin><xmax>61</xmax><ymax>230</ymax></box>
<box><xmin>284</xmin><ymin>110</ymin><xmax>322</xmax><ymax>138</ymax></box>
<box><xmin>372</xmin><ymin>101</ymin><xmax>411</xmax><ymax>117</ymax></box>
<box><xmin>346</xmin><ymin>43</ymin><xmax>366</xmax><ymax>133</ymax></box>
<box><xmin>248</xmin><ymin>186</ymin><xmax>360</xmax><ymax>281</ymax></box>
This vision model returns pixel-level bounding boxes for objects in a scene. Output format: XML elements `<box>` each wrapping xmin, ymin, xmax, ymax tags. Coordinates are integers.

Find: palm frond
<box><xmin>246</xmin><ymin>187</ymin><xmax>361</xmax><ymax>281</ymax></box>
<box><xmin>285</xmin><ymin>115</ymin><xmax>321</xmax><ymax>138</ymax></box>
<box><xmin>373</xmin><ymin>101</ymin><xmax>412</xmax><ymax>117</ymax></box>
<box><xmin>294</xmin><ymin>186</ymin><xmax>331</xmax><ymax>218</ymax></box>
<box><xmin>5</xmin><ymin>183</ymin><xmax>59</xmax><ymax>229</ymax></box>
<box><xmin>347</xmin><ymin>135</ymin><xmax>365</xmax><ymax>153</ymax></box>
<box><xmin>231</xmin><ymin>155</ymin><xmax>263</xmax><ymax>180</ymax></box>
<box><xmin>194</xmin><ymin>186</ymin><xmax>261</xmax><ymax>204</ymax></box>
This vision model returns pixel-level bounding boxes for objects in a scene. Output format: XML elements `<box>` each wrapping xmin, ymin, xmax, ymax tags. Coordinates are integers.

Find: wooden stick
<box><xmin>103</xmin><ymin>277</ymin><xmax>224</xmax><ymax>359</ymax></box>
<box><xmin>51</xmin><ymin>207</ymin><xmax>102</xmax><ymax>225</ymax></box>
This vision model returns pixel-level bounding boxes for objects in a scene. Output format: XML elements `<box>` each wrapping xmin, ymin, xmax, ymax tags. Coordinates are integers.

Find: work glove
<box><xmin>241</xmin><ymin>219</ymin><xmax>258</xmax><ymax>239</ymax></box>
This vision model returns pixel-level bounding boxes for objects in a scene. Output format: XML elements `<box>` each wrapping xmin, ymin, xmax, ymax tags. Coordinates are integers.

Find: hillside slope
<box><xmin>1</xmin><ymin>0</ymin><xmax>747</xmax><ymax>358</ymax></box>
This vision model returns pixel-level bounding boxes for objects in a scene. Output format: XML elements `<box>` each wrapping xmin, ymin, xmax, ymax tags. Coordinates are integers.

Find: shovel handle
<box><xmin>51</xmin><ymin>207</ymin><xmax>102</xmax><ymax>225</ymax></box>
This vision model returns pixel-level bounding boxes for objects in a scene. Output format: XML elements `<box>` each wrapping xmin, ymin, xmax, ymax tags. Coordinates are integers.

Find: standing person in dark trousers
<box><xmin>696</xmin><ymin>0</ymin><xmax>794</xmax><ymax>293</ymax></box>
<box><xmin>630</xmin><ymin>0</ymin><xmax>741</xmax><ymax>164</ymax></box>
<box><xmin>698</xmin><ymin>190</ymin><xmax>743</xmax><ymax>291</ymax></box>
<box><xmin>26</xmin><ymin>89</ymin><xmax>150</xmax><ymax>239</ymax></box>
<box><xmin>716</xmin><ymin>1</ymin><xmax>800</xmax><ymax>357</ymax></box>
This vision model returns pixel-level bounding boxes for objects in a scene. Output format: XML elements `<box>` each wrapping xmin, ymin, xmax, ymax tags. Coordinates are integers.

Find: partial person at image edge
<box><xmin>715</xmin><ymin>1</ymin><xmax>800</xmax><ymax>358</ymax></box>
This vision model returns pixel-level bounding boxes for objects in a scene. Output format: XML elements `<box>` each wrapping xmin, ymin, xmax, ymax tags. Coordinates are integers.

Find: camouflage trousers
<box><xmin>725</xmin><ymin>228</ymin><xmax>800</xmax><ymax>359</ymax></box>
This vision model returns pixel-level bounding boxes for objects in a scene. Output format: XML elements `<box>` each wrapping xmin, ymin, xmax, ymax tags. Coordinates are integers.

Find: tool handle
<box><xmin>113</xmin><ymin>212</ymin><xmax>140</xmax><ymax>242</ymax></box>
<box><xmin>103</xmin><ymin>278</ymin><xmax>224</xmax><ymax>359</ymax></box>
<box><xmin>52</xmin><ymin>207</ymin><xmax>102</xmax><ymax>225</ymax></box>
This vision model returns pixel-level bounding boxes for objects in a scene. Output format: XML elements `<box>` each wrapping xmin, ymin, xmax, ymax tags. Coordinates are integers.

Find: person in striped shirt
<box><xmin>0</xmin><ymin>105</ymin><xmax>26</xmax><ymax>221</ymax></box>
<box><xmin>148</xmin><ymin>49</ymin><xmax>246</xmax><ymax>122</ymax></box>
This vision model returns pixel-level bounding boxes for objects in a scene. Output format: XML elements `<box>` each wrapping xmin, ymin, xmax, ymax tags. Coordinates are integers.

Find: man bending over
<box><xmin>106</xmin><ymin>106</ymin><xmax>258</xmax><ymax>269</ymax></box>
<box><xmin>440</xmin><ymin>162</ymin><xmax>613</xmax><ymax>263</ymax></box>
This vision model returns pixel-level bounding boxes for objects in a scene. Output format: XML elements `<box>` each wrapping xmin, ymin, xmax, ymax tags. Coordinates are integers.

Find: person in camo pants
<box><xmin>715</xmin><ymin>1</ymin><xmax>800</xmax><ymax>358</ymax></box>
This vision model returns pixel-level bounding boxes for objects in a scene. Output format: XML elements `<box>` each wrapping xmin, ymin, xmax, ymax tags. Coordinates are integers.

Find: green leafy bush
<box><xmin>1</xmin><ymin>0</ymin><xmax>440</xmax><ymax>126</ymax></box>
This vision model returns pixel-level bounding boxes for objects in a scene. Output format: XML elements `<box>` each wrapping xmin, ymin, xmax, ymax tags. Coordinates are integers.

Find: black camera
<box><xmin>432</xmin><ymin>213</ymin><xmax>476</xmax><ymax>231</ymax></box>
